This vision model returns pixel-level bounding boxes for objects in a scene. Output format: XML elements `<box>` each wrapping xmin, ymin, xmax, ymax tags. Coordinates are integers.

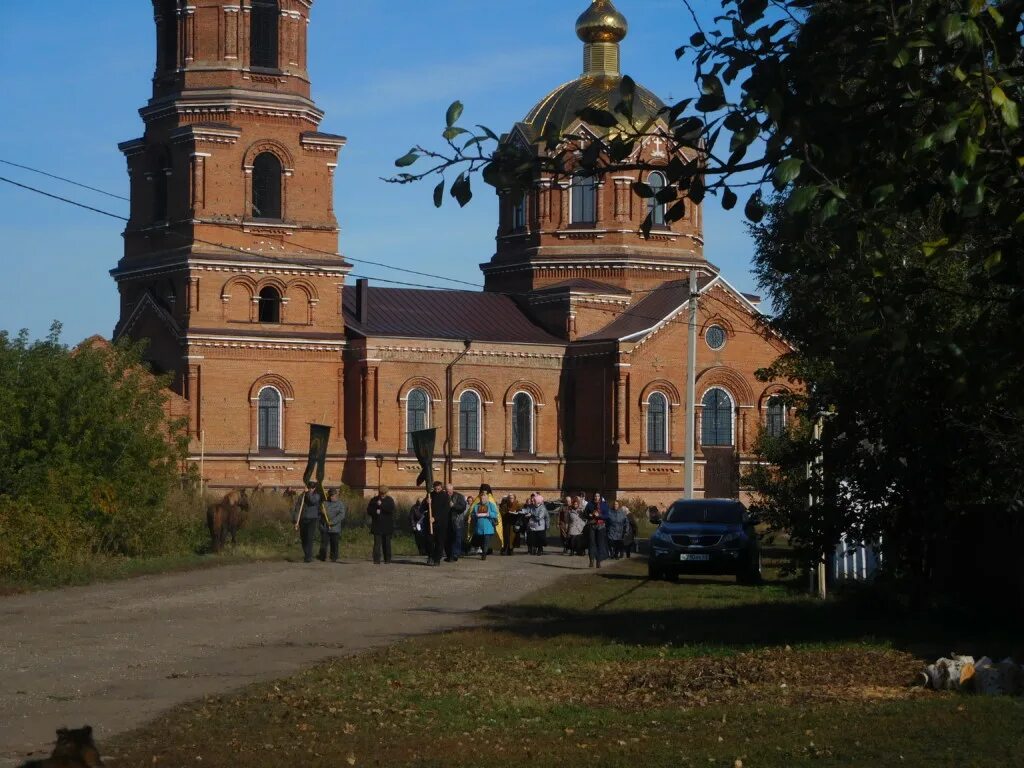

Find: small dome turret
<box><xmin>576</xmin><ymin>0</ymin><xmax>628</xmax><ymax>45</ymax></box>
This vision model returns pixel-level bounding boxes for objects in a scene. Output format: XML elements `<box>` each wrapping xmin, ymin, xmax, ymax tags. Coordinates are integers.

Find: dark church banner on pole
<box><xmin>410</xmin><ymin>428</ymin><xmax>437</xmax><ymax>488</ymax></box>
<box><xmin>302</xmin><ymin>424</ymin><xmax>332</xmax><ymax>488</ymax></box>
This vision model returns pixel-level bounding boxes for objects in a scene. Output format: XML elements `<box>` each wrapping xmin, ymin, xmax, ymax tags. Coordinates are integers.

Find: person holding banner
<box><xmin>293</xmin><ymin>481</ymin><xmax>323</xmax><ymax>563</ymax></box>
<box><xmin>470</xmin><ymin>485</ymin><xmax>499</xmax><ymax>561</ymax></box>
<box><xmin>426</xmin><ymin>481</ymin><xmax>451</xmax><ymax>566</ymax></box>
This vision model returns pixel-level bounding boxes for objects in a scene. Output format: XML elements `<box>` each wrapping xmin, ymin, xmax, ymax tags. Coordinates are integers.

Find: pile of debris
<box><xmin>919</xmin><ymin>654</ymin><xmax>1024</xmax><ymax>696</ymax></box>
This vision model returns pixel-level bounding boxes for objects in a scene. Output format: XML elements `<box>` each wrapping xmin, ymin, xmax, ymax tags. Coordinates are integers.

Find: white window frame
<box><xmin>458</xmin><ymin>389</ymin><xmax>483</xmax><ymax>453</ymax></box>
<box><xmin>512</xmin><ymin>193</ymin><xmax>527</xmax><ymax>230</ymax></box>
<box><xmin>405</xmin><ymin>387</ymin><xmax>431</xmax><ymax>453</ymax></box>
<box><xmin>648</xmin><ymin>170</ymin><xmax>667</xmax><ymax>227</ymax></box>
<box><xmin>765</xmin><ymin>395</ymin><xmax>788</xmax><ymax>438</ymax></box>
<box><xmin>700</xmin><ymin>386</ymin><xmax>735</xmax><ymax>447</ymax></box>
<box><xmin>510</xmin><ymin>391</ymin><xmax>535</xmax><ymax>454</ymax></box>
<box><xmin>646</xmin><ymin>391</ymin><xmax>670</xmax><ymax>454</ymax></box>
<box><xmin>257</xmin><ymin>385</ymin><xmax>283</xmax><ymax>450</ymax></box>
<box><xmin>570</xmin><ymin>175</ymin><xmax>597</xmax><ymax>225</ymax></box>
<box><xmin>705</xmin><ymin>324</ymin><xmax>728</xmax><ymax>351</ymax></box>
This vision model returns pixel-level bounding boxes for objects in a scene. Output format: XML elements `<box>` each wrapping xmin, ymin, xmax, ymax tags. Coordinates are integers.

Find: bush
<box><xmin>0</xmin><ymin>326</ymin><xmax>190</xmax><ymax>584</ymax></box>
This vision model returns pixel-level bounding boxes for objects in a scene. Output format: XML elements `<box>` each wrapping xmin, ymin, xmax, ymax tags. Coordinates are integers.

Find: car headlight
<box><xmin>651</xmin><ymin>528</ymin><xmax>674</xmax><ymax>545</ymax></box>
<box><xmin>721</xmin><ymin>532</ymin><xmax>742</xmax><ymax>546</ymax></box>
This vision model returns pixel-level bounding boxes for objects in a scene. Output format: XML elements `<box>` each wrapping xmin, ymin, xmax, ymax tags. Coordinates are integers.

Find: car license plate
<box><xmin>680</xmin><ymin>554</ymin><xmax>711</xmax><ymax>561</ymax></box>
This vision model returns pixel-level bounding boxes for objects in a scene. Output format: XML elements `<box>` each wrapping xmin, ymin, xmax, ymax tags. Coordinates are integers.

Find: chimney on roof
<box><xmin>355</xmin><ymin>278</ymin><xmax>369</xmax><ymax>324</ymax></box>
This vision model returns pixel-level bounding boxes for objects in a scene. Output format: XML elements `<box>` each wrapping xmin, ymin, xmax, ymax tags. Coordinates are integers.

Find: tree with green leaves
<box><xmin>391</xmin><ymin>0</ymin><xmax>1024</xmax><ymax>598</ymax></box>
<box><xmin>0</xmin><ymin>325</ymin><xmax>190</xmax><ymax>580</ymax></box>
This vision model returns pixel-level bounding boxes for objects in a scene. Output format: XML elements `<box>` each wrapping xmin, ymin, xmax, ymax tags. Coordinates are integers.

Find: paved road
<box><xmin>0</xmin><ymin>552</ymin><xmax>596</xmax><ymax>764</ymax></box>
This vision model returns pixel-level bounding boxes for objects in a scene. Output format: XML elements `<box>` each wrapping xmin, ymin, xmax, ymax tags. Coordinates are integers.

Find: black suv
<box><xmin>647</xmin><ymin>499</ymin><xmax>761</xmax><ymax>584</ymax></box>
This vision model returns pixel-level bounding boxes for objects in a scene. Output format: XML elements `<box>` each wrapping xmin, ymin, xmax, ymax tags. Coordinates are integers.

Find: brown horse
<box><xmin>206</xmin><ymin>488</ymin><xmax>250</xmax><ymax>553</ymax></box>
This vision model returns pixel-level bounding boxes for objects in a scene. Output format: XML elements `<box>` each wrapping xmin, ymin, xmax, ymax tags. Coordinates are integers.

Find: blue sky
<box><xmin>0</xmin><ymin>0</ymin><xmax>758</xmax><ymax>343</ymax></box>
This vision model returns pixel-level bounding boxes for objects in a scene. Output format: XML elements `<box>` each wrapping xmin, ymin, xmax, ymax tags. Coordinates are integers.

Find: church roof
<box><xmin>579</xmin><ymin>276</ymin><xmax>715</xmax><ymax>341</ymax></box>
<box><xmin>533</xmin><ymin>278</ymin><xmax>631</xmax><ymax>296</ymax></box>
<box><xmin>343</xmin><ymin>286</ymin><xmax>564</xmax><ymax>345</ymax></box>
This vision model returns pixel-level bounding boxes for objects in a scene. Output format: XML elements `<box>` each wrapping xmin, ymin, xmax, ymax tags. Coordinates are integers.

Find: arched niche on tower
<box><xmin>221</xmin><ymin>275</ymin><xmax>258</xmax><ymax>323</ymax></box>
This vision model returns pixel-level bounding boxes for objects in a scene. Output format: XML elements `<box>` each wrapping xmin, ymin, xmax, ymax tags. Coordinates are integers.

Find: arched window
<box><xmin>766</xmin><ymin>396</ymin><xmax>788</xmax><ymax>438</ymax></box>
<box><xmin>459</xmin><ymin>391</ymin><xmax>481</xmax><ymax>453</ymax></box>
<box><xmin>648</xmin><ymin>171</ymin><xmax>667</xmax><ymax>227</ymax></box>
<box><xmin>647</xmin><ymin>392</ymin><xmax>668</xmax><ymax>454</ymax></box>
<box><xmin>252</xmin><ymin>152</ymin><xmax>282</xmax><ymax>219</ymax></box>
<box><xmin>258</xmin><ymin>286</ymin><xmax>281</xmax><ymax>323</ymax></box>
<box><xmin>158</xmin><ymin>0</ymin><xmax>179</xmax><ymax>72</ymax></box>
<box><xmin>511</xmin><ymin>392</ymin><xmax>534</xmax><ymax>454</ymax></box>
<box><xmin>406</xmin><ymin>388</ymin><xmax>429</xmax><ymax>452</ymax></box>
<box><xmin>251</xmin><ymin>0</ymin><xmax>279</xmax><ymax>69</ymax></box>
<box><xmin>257</xmin><ymin>387</ymin><xmax>282</xmax><ymax>450</ymax></box>
<box><xmin>570</xmin><ymin>175</ymin><xmax>597</xmax><ymax>225</ymax></box>
<box><xmin>512</xmin><ymin>193</ymin><xmax>527</xmax><ymax>230</ymax></box>
<box><xmin>701</xmin><ymin>388</ymin><xmax>734</xmax><ymax>447</ymax></box>
<box><xmin>153</xmin><ymin>162</ymin><xmax>169</xmax><ymax>222</ymax></box>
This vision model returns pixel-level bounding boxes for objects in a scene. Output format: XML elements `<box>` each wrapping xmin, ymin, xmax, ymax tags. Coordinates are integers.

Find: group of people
<box><xmin>293</xmin><ymin>481</ymin><xmax>640</xmax><ymax>568</ymax></box>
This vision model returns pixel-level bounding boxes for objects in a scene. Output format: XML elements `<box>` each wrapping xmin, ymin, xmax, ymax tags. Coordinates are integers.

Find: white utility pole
<box><xmin>808</xmin><ymin>415</ymin><xmax>828</xmax><ymax>599</ymax></box>
<box><xmin>684</xmin><ymin>270</ymin><xmax>698</xmax><ymax>499</ymax></box>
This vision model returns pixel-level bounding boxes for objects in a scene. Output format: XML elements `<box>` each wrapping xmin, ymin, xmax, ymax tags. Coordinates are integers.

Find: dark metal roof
<box><xmin>534</xmin><ymin>278</ymin><xmax>631</xmax><ymax>296</ymax></box>
<box><xmin>343</xmin><ymin>286</ymin><xmax>564</xmax><ymax>345</ymax></box>
<box><xmin>579</xmin><ymin>276</ymin><xmax>714</xmax><ymax>341</ymax></box>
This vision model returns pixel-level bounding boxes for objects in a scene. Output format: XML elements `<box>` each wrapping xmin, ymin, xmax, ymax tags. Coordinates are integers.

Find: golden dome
<box><xmin>576</xmin><ymin>0</ymin><xmax>628</xmax><ymax>44</ymax></box>
<box><xmin>517</xmin><ymin>1</ymin><xmax>665</xmax><ymax>140</ymax></box>
<box><xmin>522</xmin><ymin>75</ymin><xmax>666</xmax><ymax>139</ymax></box>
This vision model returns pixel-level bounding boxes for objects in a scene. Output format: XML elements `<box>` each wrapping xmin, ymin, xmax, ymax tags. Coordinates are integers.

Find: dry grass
<box><xmin>104</xmin><ymin>559</ymin><xmax>1024</xmax><ymax>768</ymax></box>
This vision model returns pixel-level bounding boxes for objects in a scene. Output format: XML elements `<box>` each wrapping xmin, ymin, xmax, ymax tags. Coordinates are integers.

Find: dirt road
<box><xmin>0</xmin><ymin>552</ymin><xmax>594</xmax><ymax>764</ymax></box>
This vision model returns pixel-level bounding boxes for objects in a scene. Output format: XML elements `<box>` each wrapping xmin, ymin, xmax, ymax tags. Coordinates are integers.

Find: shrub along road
<box><xmin>0</xmin><ymin>550</ymin><xmax>596</xmax><ymax>765</ymax></box>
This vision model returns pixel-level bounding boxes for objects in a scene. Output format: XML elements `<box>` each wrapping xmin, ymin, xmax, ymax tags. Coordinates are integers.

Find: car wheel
<box><xmin>647</xmin><ymin>562</ymin><xmax>660</xmax><ymax>580</ymax></box>
<box><xmin>738</xmin><ymin>549</ymin><xmax>763</xmax><ymax>585</ymax></box>
<box><xmin>666</xmin><ymin>570</ymin><xmax>678</xmax><ymax>582</ymax></box>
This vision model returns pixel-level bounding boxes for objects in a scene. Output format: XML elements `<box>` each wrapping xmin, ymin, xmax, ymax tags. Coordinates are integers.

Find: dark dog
<box><xmin>19</xmin><ymin>726</ymin><xmax>104</xmax><ymax>768</ymax></box>
<box><xmin>206</xmin><ymin>488</ymin><xmax>250</xmax><ymax>553</ymax></box>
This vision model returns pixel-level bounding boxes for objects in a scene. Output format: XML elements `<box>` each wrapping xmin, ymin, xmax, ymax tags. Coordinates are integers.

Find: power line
<box><xmin>0</xmin><ymin>176</ymin><xmax>128</xmax><ymax>221</ymax></box>
<box><xmin>0</xmin><ymin>157</ymin><xmax>773</xmax><ymax>308</ymax></box>
<box><xmin>0</xmin><ymin>172</ymin><xmax>779</xmax><ymax>341</ymax></box>
<box><xmin>0</xmin><ymin>159</ymin><xmax>482</xmax><ymax>290</ymax></box>
<box><xmin>0</xmin><ymin>159</ymin><xmax>131</xmax><ymax>202</ymax></box>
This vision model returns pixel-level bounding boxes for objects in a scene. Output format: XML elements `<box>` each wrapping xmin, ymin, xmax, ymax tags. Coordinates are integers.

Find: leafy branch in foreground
<box><xmin>389</xmin><ymin>0</ymin><xmax>1023</xmax><ymax>298</ymax></box>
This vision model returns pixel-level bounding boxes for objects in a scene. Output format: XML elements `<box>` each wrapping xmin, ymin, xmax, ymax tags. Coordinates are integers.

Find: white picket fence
<box><xmin>830</xmin><ymin>535</ymin><xmax>881</xmax><ymax>582</ymax></box>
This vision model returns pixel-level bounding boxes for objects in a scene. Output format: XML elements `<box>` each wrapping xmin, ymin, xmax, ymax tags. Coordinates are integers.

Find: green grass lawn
<box><xmin>106</xmin><ymin>558</ymin><xmax>1024</xmax><ymax>768</ymax></box>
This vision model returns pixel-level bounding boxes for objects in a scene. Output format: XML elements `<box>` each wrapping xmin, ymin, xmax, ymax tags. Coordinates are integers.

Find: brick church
<box><xmin>112</xmin><ymin>0</ymin><xmax>792</xmax><ymax>504</ymax></box>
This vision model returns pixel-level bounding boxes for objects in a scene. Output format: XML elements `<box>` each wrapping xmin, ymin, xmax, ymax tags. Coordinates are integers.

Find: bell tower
<box><xmin>112</xmin><ymin>0</ymin><xmax>350</xmax><ymax>488</ymax></box>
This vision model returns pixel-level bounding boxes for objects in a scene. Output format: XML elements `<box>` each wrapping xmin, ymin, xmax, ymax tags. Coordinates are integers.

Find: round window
<box><xmin>706</xmin><ymin>325</ymin><xmax>727</xmax><ymax>351</ymax></box>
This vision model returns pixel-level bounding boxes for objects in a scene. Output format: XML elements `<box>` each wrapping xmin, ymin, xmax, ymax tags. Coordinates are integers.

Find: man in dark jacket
<box><xmin>293</xmin><ymin>482</ymin><xmax>323</xmax><ymax>563</ymax></box>
<box><xmin>446</xmin><ymin>483</ymin><xmax>468</xmax><ymax>561</ymax></box>
<box><xmin>426</xmin><ymin>481</ymin><xmax>451</xmax><ymax>566</ymax></box>
<box><xmin>366</xmin><ymin>485</ymin><xmax>396</xmax><ymax>564</ymax></box>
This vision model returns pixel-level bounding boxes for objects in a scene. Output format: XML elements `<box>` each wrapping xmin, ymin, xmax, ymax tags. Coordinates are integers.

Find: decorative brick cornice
<box><xmin>169</xmin><ymin>124</ymin><xmax>242</xmax><ymax>146</ymax></box>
